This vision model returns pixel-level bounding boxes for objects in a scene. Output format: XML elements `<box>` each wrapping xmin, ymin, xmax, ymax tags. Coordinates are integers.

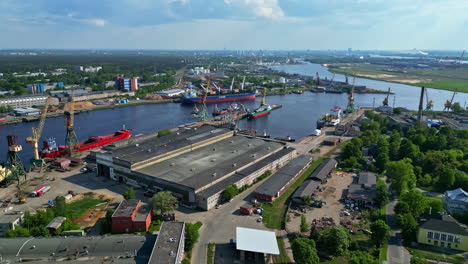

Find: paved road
<box><xmin>386</xmin><ymin>197</ymin><xmax>411</xmax><ymax>264</ymax></box>
<box><xmin>415</xmin><ymin>187</ymin><xmax>443</xmax><ymax>198</ymax></box>
<box><xmin>184</xmin><ymin>180</ymin><xmax>269</xmax><ymax>264</ymax></box>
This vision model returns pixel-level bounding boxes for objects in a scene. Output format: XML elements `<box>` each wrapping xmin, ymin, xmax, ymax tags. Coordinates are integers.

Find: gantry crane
<box><xmin>443</xmin><ymin>90</ymin><xmax>458</xmax><ymax>111</ymax></box>
<box><xmin>382</xmin><ymin>88</ymin><xmax>391</xmax><ymax>106</ymax></box>
<box><xmin>25</xmin><ymin>97</ymin><xmax>51</xmax><ymax>171</ymax></box>
<box><xmin>425</xmin><ymin>89</ymin><xmax>433</xmax><ymax>111</ymax></box>
<box><xmin>64</xmin><ymin>88</ymin><xmax>80</xmax><ymax>156</ymax></box>
<box><xmin>5</xmin><ymin>135</ymin><xmax>27</xmax><ymax>185</ymax></box>
<box><xmin>345</xmin><ymin>75</ymin><xmax>356</xmax><ymax>114</ymax></box>
<box><xmin>199</xmin><ymin>78</ymin><xmax>210</xmax><ymax>121</ymax></box>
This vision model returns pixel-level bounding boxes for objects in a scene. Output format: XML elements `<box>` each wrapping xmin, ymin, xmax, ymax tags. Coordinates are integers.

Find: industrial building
<box><xmin>96</xmin><ymin>125</ymin><xmax>297</xmax><ymax>210</ymax></box>
<box><xmin>13</xmin><ymin>107</ymin><xmax>41</xmax><ymax>116</ymax></box>
<box><xmin>254</xmin><ymin>155</ymin><xmax>312</xmax><ymax>202</ymax></box>
<box><xmin>309</xmin><ymin>158</ymin><xmax>337</xmax><ymax>183</ymax></box>
<box><xmin>0</xmin><ymin>235</ymin><xmax>156</xmax><ymax>263</ymax></box>
<box><xmin>148</xmin><ymin>221</ymin><xmax>185</xmax><ymax>264</ymax></box>
<box><xmin>0</xmin><ymin>95</ymin><xmax>58</xmax><ymax>108</ymax></box>
<box><xmin>46</xmin><ymin>217</ymin><xmax>66</xmax><ymax>233</ymax></box>
<box><xmin>116</xmin><ymin>77</ymin><xmax>139</xmax><ymax>91</ymax></box>
<box><xmin>236</xmin><ymin>227</ymin><xmax>279</xmax><ymax>263</ymax></box>
<box><xmin>26</xmin><ymin>82</ymin><xmax>64</xmax><ymax>94</ymax></box>
<box><xmin>0</xmin><ymin>212</ymin><xmax>24</xmax><ymax>237</ymax></box>
<box><xmin>292</xmin><ymin>179</ymin><xmax>322</xmax><ymax>205</ymax></box>
<box><xmin>346</xmin><ymin>172</ymin><xmax>377</xmax><ymax>206</ymax></box>
<box><xmin>111</xmin><ymin>200</ymin><xmax>152</xmax><ymax>233</ymax></box>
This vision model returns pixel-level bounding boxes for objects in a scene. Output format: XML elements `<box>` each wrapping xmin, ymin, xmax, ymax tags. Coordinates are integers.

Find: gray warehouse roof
<box><xmin>197</xmin><ymin>147</ymin><xmax>295</xmax><ymax>199</ymax></box>
<box><xmin>135</xmin><ymin>136</ymin><xmax>284</xmax><ymax>190</ymax></box>
<box><xmin>113</xmin><ymin>200</ymin><xmax>140</xmax><ymax>218</ymax></box>
<box><xmin>255</xmin><ymin>155</ymin><xmax>312</xmax><ymax>197</ymax></box>
<box><xmin>149</xmin><ymin>222</ymin><xmax>185</xmax><ymax>264</ymax></box>
<box><xmin>0</xmin><ymin>235</ymin><xmax>156</xmax><ymax>263</ymax></box>
<box><xmin>292</xmin><ymin>179</ymin><xmax>321</xmax><ymax>200</ymax></box>
<box><xmin>109</xmin><ymin>125</ymin><xmax>231</xmax><ymax>164</ymax></box>
<box><xmin>46</xmin><ymin>216</ymin><xmax>66</xmax><ymax>229</ymax></box>
<box><xmin>358</xmin><ymin>172</ymin><xmax>376</xmax><ymax>186</ymax></box>
<box><xmin>309</xmin><ymin>158</ymin><xmax>337</xmax><ymax>181</ymax></box>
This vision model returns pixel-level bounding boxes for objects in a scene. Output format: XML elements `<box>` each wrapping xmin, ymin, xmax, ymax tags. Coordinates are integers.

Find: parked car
<box><xmin>257</xmin><ymin>216</ymin><xmax>263</xmax><ymax>222</ymax></box>
<box><xmin>343</xmin><ymin>211</ymin><xmax>350</xmax><ymax>216</ymax></box>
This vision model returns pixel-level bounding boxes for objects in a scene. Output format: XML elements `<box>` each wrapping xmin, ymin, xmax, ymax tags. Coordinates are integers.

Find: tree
<box><xmin>399</xmin><ymin>213</ymin><xmax>417</xmax><ymax>243</ymax></box>
<box><xmin>4</xmin><ymin>226</ymin><xmax>31</xmax><ymax>237</ymax></box>
<box><xmin>411</xmin><ymin>255</ymin><xmax>428</xmax><ymax>264</ymax></box>
<box><xmin>123</xmin><ymin>187</ymin><xmax>136</xmax><ymax>200</ymax></box>
<box><xmin>394</xmin><ymin>201</ymin><xmax>410</xmax><ymax>215</ymax></box>
<box><xmin>370</xmin><ymin>220</ymin><xmax>389</xmax><ymax>247</ymax></box>
<box><xmin>386</xmin><ymin>159</ymin><xmax>417</xmax><ymax>195</ymax></box>
<box><xmin>30</xmin><ymin>226</ymin><xmax>50</xmax><ymax>237</ymax></box>
<box><xmin>374</xmin><ymin>181</ymin><xmax>389</xmax><ymax>207</ymax></box>
<box><xmin>426</xmin><ymin>199</ymin><xmax>444</xmax><ymax>214</ymax></box>
<box><xmin>350</xmin><ymin>251</ymin><xmax>379</xmax><ymax>264</ymax></box>
<box><xmin>53</xmin><ymin>196</ymin><xmax>67</xmax><ymax>217</ymax></box>
<box><xmin>375</xmin><ymin>152</ymin><xmax>389</xmax><ymax>173</ymax></box>
<box><xmin>318</xmin><ymin>227</ymin><xmax>351</xmax><ymax>256</ymax></box>
<box><xmin>300</xmin><ymin>215</ymin><xmax>309</xmax><ymax>233</ymax></box>
<box><xmin>151</xmin><ymin>191</ymin><xmax>178</xmax><ymax>215</ymax></box>
<box><xmin>452</xmin><ymin>102</ymin><xmax>462</xmax><ymax>113</ymax></box>
<box><xmin>435</xmin><ymin>165</ymin><xmax>456</xmax><ymax>191</ymax></box>
<box><xmin>399</xmin><ymin>190</ymin><xmax>428</xmax><ymax>216</ymax></box>
<box><xmin>309</xmin><ymin>224</ymin><xmax>320</xmax><ymax>241</ymax></box>
<box><xmin>291</xmin><ymin>237</ymin><xmax>319</xmax><ymax>264</ymax></box>
<box><xmin>221</xmin><ymin>185</ymin><xmax>239</xmax><ymax>202</ymax></box>
<box><xmin>158</xmin><ymin>129</ymin><xmax>172</xmax><ymax>137</ymax></box>
<box><xmin>185</xmin><ymin>222</ymin><xmax>202</xmax><ymax>252</ymax></box>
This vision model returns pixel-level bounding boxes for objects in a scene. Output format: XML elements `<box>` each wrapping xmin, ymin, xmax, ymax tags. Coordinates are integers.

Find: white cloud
<box><xmin>225</xmin><ymin>0</ymin><xmax>285</xmax><ymax>20</ymax></box>
<box><xmin>85</xmin><ymin>18</ymin><xmax>107</xmax><ymax>27</ymax></box>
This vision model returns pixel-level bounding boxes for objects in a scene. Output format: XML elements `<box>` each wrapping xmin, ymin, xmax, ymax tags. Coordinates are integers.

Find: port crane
<box><xmin>382</xmin><ymin>88</ymin><xmax>391</xmax><ymax>106</ymax></box>
<box><xmin>199</xmin><ymin>78</ymin><xmax>210</xmax><ymax>121</ymax></box>
<box><xmin>345</xmin><ymin>75</ymin><xmax>356</xmax><ymax>114</ymax></box>
<box><xmin>260</xmin><ymin>88</ymin><xmax>267</xmax><ymax>106</ymax></box>
<box><xmin>229</xmin><ymin>77</ymin><xmax>235</xmax><ymax>92</ymax></box>
<box><xmin>64</xmin><ymin>88</ymin><xmax>80</xmax><ymax>156</ymax></box>
<box><xmin>240</xmin><ymin>76</ymin><xmax>246</xmax><ymax>91</ymax></box>
<box><xmin>458</xmin><ymin>50</ymin><xmax>465</xmax><ymax>64</ymax></box>
<box><xmin>443</xmin><ymin>90</ymin><xmax>458</xmax><ymax>111</ymax></box>
<box><xmin>425</xmin><ymin>89</ymin><xmax>433</xmax><ymax>111</ymax></box>
<box><xmin>25</xmin><ymin>97</ymin><xmax>51</xmax><ymax>171</ymax></box>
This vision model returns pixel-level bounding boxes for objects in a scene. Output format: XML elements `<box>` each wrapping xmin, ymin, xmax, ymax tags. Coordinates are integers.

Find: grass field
<box><xmin>262</xmin><ymin>158</ymin><xmax>325</xmax><ymax>229</ymax></box>
<box><xmin>406</xmin><ymin>246</ymin><xmax>466</xmax><ymax>264</ymax></box>
<box><xmin>273</xmin><ymin>238</ymin><xmax>292</xmax><ymax>263</ymax></box>
<box><xmin>207</xmin><ymin>243</ymin><xmax>215</xmax><ymax>264</ymax></box>
<box><xmin>379</xmin><ymin>245</ymin><xmax>388</xmax><ymax>264</ymax></box>
<box><xmin>68</xmin><ymin>193</ymin><xmax>107</xmax><ymax>219</ymax></box>
<box><xmin>328</xmin><ymin>64</ymin><xmax>468</xmax><ymax>93</ymax></box>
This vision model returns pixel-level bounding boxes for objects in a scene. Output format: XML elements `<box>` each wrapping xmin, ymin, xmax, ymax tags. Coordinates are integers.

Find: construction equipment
<box><xmin>312</xmin><ymin>200</ymin><xmax>326</xmax><ymax>208</ymax></box>
<box><xmin>64</xmin><ymin>88</ymin><xmax>80</xmax><ymax>156</ymax></box>
<box><xmin>4</xmin><ymin>135</ymin><xmax>27</xmax><ymax>185</ymax></box>
<box><xmin>382</xmin><ymin>88</ymin><xmax>391</xmax><ymax>106</ymax></box>
<box><xmin>345</xmin><ymin>75</ymin><xmax>356</xmax><ymax>114</ymax></box>
<box><xmin>443</xmin><ymin>90</ymin><xmax>458</xmax><ymax>111</ymax></box>
<box><xmin>25</xmin><ymin>97</ymin><xmax>51</xmax><ymax>171</ymax></box>
<box><xmin>425</xmin><ymin>89</ymin><xmax>433</xmax><ymax>111</ymax></box>
<box><xmin>199</xmin><ymin>78</ymin><xmax>210</xmax><ymax>121</ymax></box>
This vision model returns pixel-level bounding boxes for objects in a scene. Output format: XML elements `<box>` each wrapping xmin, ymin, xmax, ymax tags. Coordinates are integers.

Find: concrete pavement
<box><xmin>386</xmin><ymin>198</ymin><xmax>411</xmax><ymax>264</ymax></box>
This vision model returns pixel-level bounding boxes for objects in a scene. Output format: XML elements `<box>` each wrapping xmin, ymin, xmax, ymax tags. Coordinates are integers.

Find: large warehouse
<box><xmin>96</xmin><ymin>125</ymin><xmax>297</xmax><ymax>210</ymax></box>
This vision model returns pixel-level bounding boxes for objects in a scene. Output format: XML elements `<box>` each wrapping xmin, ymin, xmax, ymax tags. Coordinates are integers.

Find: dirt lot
<box><xmin>287</xmin><ymin>171</ymin><xmax>353</xmax><ymax>233</ymax></box>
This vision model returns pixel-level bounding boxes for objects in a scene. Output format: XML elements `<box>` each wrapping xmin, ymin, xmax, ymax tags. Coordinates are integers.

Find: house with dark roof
<box><xmin>111</xmin><ymin>200</ymin><xmax>152</xmax><ymax>233</ymax></box>
<box><xmin>417</xmin><ymin>215</ymin><xmax>468</xmax><ymax>251</ymax></box>
<box><xmin>309</xmin><ymin>158</ymin><xmax>337</xmax><ymax>183</ymax></box>
<box><xmin>346</xmin><ymin>172</ymin><xmax>377</xmax><ymax>206</ymax></box>
<box><xmin>443</xmin><ymin>188</ymin><xmax>468</xmax><ymax>215</ymax></box>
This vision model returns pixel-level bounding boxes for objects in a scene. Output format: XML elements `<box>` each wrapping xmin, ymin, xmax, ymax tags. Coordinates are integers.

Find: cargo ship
<box><xmin>247</xmin><ymin>89</ymin><xmax>272</xmax><ymax>119</ymax></box>
<box><xmin>41</xmin><ymin>129</ymin><xmax>132</xmax><ymax>158</ymax></box>
<box><xmin>316</xmin><ymin>107</ymin><xmax>342</xmax><ymax>129</ymax></box>
<box><xmin>182</xmin><ymin>91</ymin><xmax>256</xmax><ymax>104</ymax></box>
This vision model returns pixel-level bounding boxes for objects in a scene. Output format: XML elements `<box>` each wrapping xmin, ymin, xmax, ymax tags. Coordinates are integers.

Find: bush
<box><xmin>300</xmin><ymin>215</ymin><xmax>309</xmax><ymax>232</ymax></box>
<box><xmin>158</xmin><ymin>129</ymin><xmax>172</xmax><ymax>137</ymax></box>
<box><xmin>185</xmin><ymin>221</ymin><xmax>202</xmax><ymax>252</ymax></box>
<box><xmin>221</xmin><ymin>185</ymin><xmax>239</xmax><ymax>202</ymax></box>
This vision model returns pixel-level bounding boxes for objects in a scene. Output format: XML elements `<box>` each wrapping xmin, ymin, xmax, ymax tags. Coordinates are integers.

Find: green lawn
<box><xmin>406</xmin><ymin>246</ymin><xmax>466</xmax><ymax>264</ymax></box>
<box><xmin>67</xmin><ymin>193</ymin><xmax>107</xmax><ymax>219</ymax></box>
<box><xmin>320</xmin><ymin>256</ymin><xmax>350</xmax><ymax>264</ymax></box>
<box><xmin>262</xmin><ymin>158</ymin><xmax>325</xmax><ymax>229</ymax></box>
<box><xmin>273</xmin><ymin>238</ymin><xmax>292</xmax><ymax>263</ymax></box>
<box><xmin>379</xmin><ymin>245</ymin><xmax>388</xmax><ymax>264</ymax></box>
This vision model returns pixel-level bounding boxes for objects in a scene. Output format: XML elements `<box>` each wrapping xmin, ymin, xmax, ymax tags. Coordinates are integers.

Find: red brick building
<box><xmin>111</xmin><ymin>200</ymin><xmax>152</xmax><ymax>233</ymax></box>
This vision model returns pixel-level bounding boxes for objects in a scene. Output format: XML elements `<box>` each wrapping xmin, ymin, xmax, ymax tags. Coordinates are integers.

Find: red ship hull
<box><xmin>41</xmin><ymin>129</ymin><xmax>132</xmax><ymax>158</ymax></box>
<box><xmin>248</xmin><ymin>111</ymin><xmax>270</xmax><ymax>119</ymax></box>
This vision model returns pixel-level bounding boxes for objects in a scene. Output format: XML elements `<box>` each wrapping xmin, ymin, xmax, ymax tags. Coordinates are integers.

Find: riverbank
<box><xmin>326</xmin><ymin>64</ymin><xmax>468</xmax><ymax>93</ymax></box>
<box><xmin>0</xmin><ymin>99</ymin><xmax>176</xmax><ymax>126</ymax></box>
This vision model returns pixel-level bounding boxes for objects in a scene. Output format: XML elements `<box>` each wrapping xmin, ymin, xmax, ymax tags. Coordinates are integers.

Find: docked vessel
<box><xmin>41</xmin><ymin>129</ymin><xmax>132</xmax><ymax>158</ymax></box>
<box><xmin>182</xmin><ymin>91</ymin><xmax>256</xmax><ymax>104</ymax></box>
<box><xmin>248</xmin><ymin>89</ymin><xmax>272</xmax><ymax>119</ymax></box>
<box><xmin>316</xmin><ymin>107</ymin><xmax>342</xmax><ymax>129</ymax></box>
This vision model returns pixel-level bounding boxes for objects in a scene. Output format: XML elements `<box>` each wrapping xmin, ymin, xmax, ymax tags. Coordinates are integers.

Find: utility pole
<box><xmin>417</xmin><ymin>86</ymin><xmax>425</xmax><ymax>124</ymax></box>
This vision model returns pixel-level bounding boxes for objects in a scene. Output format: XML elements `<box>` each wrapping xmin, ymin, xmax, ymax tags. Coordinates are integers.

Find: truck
<box><xmin>31</xmin><ymin>185</ymin><xmax>50</xmax><ymax>197</ymax></box>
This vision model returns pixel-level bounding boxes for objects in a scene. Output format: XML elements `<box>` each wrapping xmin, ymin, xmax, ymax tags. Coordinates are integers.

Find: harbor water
<box><xmin>1</xmin><ymin>63</ymin><xmax>467</xmax><ymax>163</ymax></box>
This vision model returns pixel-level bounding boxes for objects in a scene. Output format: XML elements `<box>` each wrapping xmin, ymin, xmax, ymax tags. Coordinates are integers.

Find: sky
<box><xmin>1</xmin><ymin>0</ymin><xmax>467</xmax><ymax>50</ymax></box>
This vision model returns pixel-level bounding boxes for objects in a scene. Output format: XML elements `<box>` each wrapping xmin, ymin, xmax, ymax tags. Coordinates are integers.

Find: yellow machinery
<box><xmin>25</xmin><ymin>97</ymin><xmax>51</xmax><ymax>171</ymax></box>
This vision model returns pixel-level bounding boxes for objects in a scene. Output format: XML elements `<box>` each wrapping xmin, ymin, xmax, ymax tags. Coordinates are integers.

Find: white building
<box><xmin>278</xmin><ymin>77</ymin><xmax>286</xmax><ymax>84</ymax></box>
<box><xmin>0</xmin><ymin>96</ymin><xmax>53</xmax><ymax>108</ymax></box>
<box><xmin>443</xmin><ymin>188</ymin><xmax>468</xmax><ymax>214</ymax></box>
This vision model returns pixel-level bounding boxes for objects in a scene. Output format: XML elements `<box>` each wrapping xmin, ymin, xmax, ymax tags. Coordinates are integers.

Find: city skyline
<box><xmin>1</xmin><ymin>0</ymin><xmax>467</xmax><ymax>50</ymax></box>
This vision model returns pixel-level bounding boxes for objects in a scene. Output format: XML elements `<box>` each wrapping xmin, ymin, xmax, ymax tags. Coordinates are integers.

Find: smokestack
<box><xmin>417</xmin><ymin>86</ymin><xmax>425</xmax><ymax>123</ymax></box>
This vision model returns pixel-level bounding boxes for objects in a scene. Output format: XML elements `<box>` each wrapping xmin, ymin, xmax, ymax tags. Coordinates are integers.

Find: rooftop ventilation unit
<box><xmin>190</xmin><ymin>168</ymin><xmax>195</xmax><ymax>171</ymax></box>
<box><xmin>213</xmin><ymin>148</ymin><xmax>216</xmax><ymax>151</ymax></box>
<box><xmin>211</xmin><ymin>159</ymin><xmax>216</xmax><ymax>162</ymax></box>
<box><xmin>233</xmin><ymin>163</ymin><xmax>237</xmax><ymax>167</ymax></box>
<box><xmin>170</xmin><ymin>163</ymin><xmax>175</xmax><ymax>166</ymax></box>
<box><xmin>212</xmin><ymin>173</ymin><xmax>217</xmax><ymax>177</ymax></box>
<box><xmin>135</xmin><ymin>144</ymin><xmax>139</xmax><ymax>147</ymax></box>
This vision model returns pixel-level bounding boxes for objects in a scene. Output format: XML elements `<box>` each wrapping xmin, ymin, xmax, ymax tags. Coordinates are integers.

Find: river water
<box><xmin>1</xmin><ymin>63</ymin><xmax>467</xmax><ymax>163</ymax></box>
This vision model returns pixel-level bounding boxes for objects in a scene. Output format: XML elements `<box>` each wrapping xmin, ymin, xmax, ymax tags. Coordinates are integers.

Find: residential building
<box><xmin>148</xmin><ymin>222</ymin><xmax>185</xmax><ymax>264</ymax></box>
<box><xmin>111</xmin><ymin>200</ymin><xmax>152</xmax><ymax>233</ymax></box>
<box><xmin>417</xmin><ymin>215</ymin><xmax>468</xmax><ymax>251</ymax></box>
<box><xmin>443</xmin><ymin>188</ymin><xmax>468</xmax><ymax>215</ymax></box>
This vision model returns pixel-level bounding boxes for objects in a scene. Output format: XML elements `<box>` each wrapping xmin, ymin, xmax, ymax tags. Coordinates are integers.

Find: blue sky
<box><xmin>1</xmin><ymin>0</ymin><xmax>467</xmax><ymax>50</ymax></box>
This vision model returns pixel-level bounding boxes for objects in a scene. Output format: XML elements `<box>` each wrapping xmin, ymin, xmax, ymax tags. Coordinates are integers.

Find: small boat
<box><xmin>257</xmin><ymin>130</ymin><xmax>270</xmax><ymax>138</ymax></box>
<box><xmin>274</xmin><ymin>136</ymin><xmax>296</xmax><ymax>142</ymax></box>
